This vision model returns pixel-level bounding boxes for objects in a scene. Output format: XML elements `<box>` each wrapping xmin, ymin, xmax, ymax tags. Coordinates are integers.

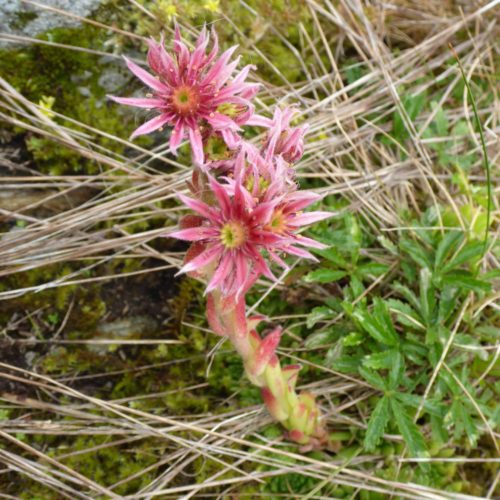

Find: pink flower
<box><xmin>263</xmin><ymin>107</ymin><xmax>308</xmax><ymax>163</ymax></box>
<box><xmin>169</xmin><ymin>176</ymin><xmax>332</xmax><ymax>295</ymax></box>
<box><xmin>109</xmin><ymin>26</ymin><xmax>260</xmax><ymax>166</ymax></box>
<box><xmin>228</xmin><ymin>143</ymin><xmax>297</xmax><ymax>199</ymax></box>
<box><xmin>169</xmin><ymin>176</ymin><xmax>278</xmax><ymax>297</ymax></box>
<box><xmin>261</xmin><ymin>189</ymin><xmax>332</xmax><ymax>267</ymax></box>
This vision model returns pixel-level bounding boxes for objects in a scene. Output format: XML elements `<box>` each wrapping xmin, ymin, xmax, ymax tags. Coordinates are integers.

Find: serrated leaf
<box><xmin>431</xmin><ymin>414</ymin><xmax>449</xmax><ymax>444</ymax></box>
<box><xmin>343</xmin><ymin>331</ymin><xmax>364</xmax><ymax>347</ymax></box>
<box><xmin>311</xmin><ymin>247</ymin><xmax>348</xmax><ymax>267</ymax></box>
<box><xmin>306</xmin><ymin>306</ymin><xmax>334</xmax><ymax>328</ymax></box>
<box><xmin>350</xmin><ymin>275</ymin><xmax>365</xmax><ymax>300</ymax></box>
<box><xmin>325</xmin><ymin>342</ymin><xmax>343</xmax><ymax>366</ymax></box>
<box><xmin>395</xmin><ymin>393</ymin><xmax>444</xmax><ymax>417</ymax></box>
<box><xmin>419</xmin><ymin>268</ymin><xmax>436</xmax><ymax>325</ymax></box>
<box><xmin>353</xmin><ymin>305</ymin><xmax>399</xmax><ymax>347</ymax></box>
<box><xmin>387</xmin><ymin>299</ymin><xmax>425</xmax><ymax>330</ymax></box>
<box><xmin>432</xmin><ymin>102</ymin><xmax>449</xmax><ymax>136</ymax></box>
<box><xmin>378</xmin><ymin>235</ymin><xmax>399</xmax><ymax>255</ymax></box>
<box><xmin>373</xmin><ymin>298</ymin><xmax>399</xmax><ymax>344</ymax></box>
<box><xmin>304</xmin><ymin>269</ymin><xmax>347</xmax><ymax>283</ymax></box>
<box><xmin>442</xmin><ymin>271</ymin><xmax>491</xmax><ymax>293</ymax></box>
<box><xmin>363</xmin><ymin>349</ymin><xmax>398</xmax><ymax>370</ymax></box>
<box><xmin>357</xmin><ymin>262</ymin><xmax>390</xmax><ymax>277</ymax></box>
<box><xmin>390</xmin><ymin>398</ymin><xmax>428</xmax><ymax>459</ymax></box>
<box><xmin>438</xmin><ymin>286</ymin><xmax>460</xmax><ymax>324</ymax></box>
<box><xmin>388</xmin><ymin>351</ymin><xmax>405</xmax><ymax>389</ymax></box>
<box><xmin>434</xmin><ymin>232</ymin><xmax>464</xmax><ymax>271</ymax></box>
<box><xmin>359</xmin><ymin>367</ymin><xmax>387</xmax><ymax>391</ymax></box>
<box><xmin>393</xmin><ymin>282</ymin><xmax>421</xmax><ymax>311</ymax></box>
<box><xmin>451</xmin><ymin>400</ymin><xmax>478</xmax><ymax>446</ymax></box>
<box><xmin>364</xmin><ymin>396</ymin><xmax>391</xmax><ymax>451</ymax></box>
<box><xmin>401</xmin><ymin>340</ymin><xmax>428</xmax><ymax>366</ymax></box>
<box><xmin>330</xmin><ymin>355</ymin><xmax>361</xmax><ymax>373</ymax></box>
<box><xmin>441</xmin><ymin>241</ymin><xmax>484</xmax><ymax>273</ymax></box>
<box><xmin>305</xmin><ymin>329</ymin><xmax>337</xmax><ymax>348</ymax></box>
<box><xmin>400</xmin><ymin>239</ymin><xmax>433</xmax><ymax>269</ymax></box>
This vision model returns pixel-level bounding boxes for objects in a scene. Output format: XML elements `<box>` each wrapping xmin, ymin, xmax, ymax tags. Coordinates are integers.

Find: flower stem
<box><xmin>207</xmin><ymin>290</ymin><xmax>333</xmax><ymax>450</ymax></box>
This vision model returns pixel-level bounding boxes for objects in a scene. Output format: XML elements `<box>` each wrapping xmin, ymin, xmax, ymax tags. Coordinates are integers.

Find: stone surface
<box><xmin>0</xmin><ymin>0</ymin><xmax>103</xmax><ymax>47</ymax></box>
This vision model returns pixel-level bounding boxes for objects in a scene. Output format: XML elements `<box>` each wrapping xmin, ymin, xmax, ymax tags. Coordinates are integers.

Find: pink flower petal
<box><xmin>169</xmin><ymin>122</ymin><xmax>185</xmax><ymax>154</ymax></box>
<box><xmin>206</xmin><ymin>252</ymin><xmax>233</xmax><ymax>293</ymax></box>
<box><xmin>178</xmin><ymin>244</ymin><xmax>223</xmax><ymax>275</ymax></box>
<box><xmin>246</xmin><ymin>114</ymin><xmax>273</xmax><ymax>127</ymax></box>
<box><xmin>285</xmin><ymin>191</ymin><xmax>323</xmax><ymax>211</ymax></box>
<box><xmin>108</xmin><ymin>95</ymin><xmax>165</xmax><ymax>108</ymax></box>
<box><xmin>282</xmin><ymin>245</ymin><xmax>317</xmax><ymax>261</ymax></box>
<box><xmin>288</xmin><ymin>211</ymin><xmax>333</xmax><ymax>227</ymax></box>
<box><xmin>130</xmin><ymin>113</ymin><xmax>171</xmax><ymax>139</ymax></box>
<box><xmin>177</xmin><ymin>193</ymin><xmax>219</xmax><ymax>221</ymax></box>
<box><xmin>205</xmin><ymin>112</ymin><xmax>239</xmax><ymax>130</ymax></box>
<box><xmin>203</xmin><ymin>46</ymin><xmax>238</xmax><ymax>86</ymax></box>
<box><xmin>220</xmin><ymin>129</ymin><xmax>241</xmax><ymax>149</ymax></box>
<box><xmin>188</xmin><ymin>127</ymin><xmax>204</xmax><ymax>165</ymax></box>
<box><xmin>124</xmin><ymin>57</ymin><xmax>168</xmax><ymax>93</ymax></box>
<box><xmin>208</xmin><ymin>177</ymin><xmax>231</xmax><ymax>216</ymax></box>
<box><xmin>294</xmin><ymin>235</ymin><xmax>327</xmax><ymax>249</ymax></box>
<box><xmin>168</xmin><ymin>227</ymin><xmax>218</xmax><ymax>241</ymax></box>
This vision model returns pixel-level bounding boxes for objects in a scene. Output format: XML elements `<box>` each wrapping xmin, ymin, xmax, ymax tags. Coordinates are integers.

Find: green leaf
<box><xmin>356</xmin><ymin>262</ymin><xmax>390</xmax><ymax>278</ymax></box>
<box><xmin>311</xmin><ymin>247</ymin><xmax>348</xmax><ymax>267</ymax></box>
<box><xmin>325</xmin><ymin>342</ymin><xmax>343</xmax><ymax>366</ymax></box>
<box><xmin>305</xmin><ymin>330</ymin><xmax>337</xmax><ymax>348</ymax></box>
<box><xmin>342</xmin><ymin>331</ymin><xmax>364</xmax><ymax>347</ymax></box>
<box><xmin>331</xmin><ymin>355</ymin><xmax>361</xmax><ymax>373</ymax></box>
<box><xmin>387</xmin><ymin>299</ymin><xmax>424</xmax><ymax>330</ymax></box>
<box><xmin>363</xmin><ymin>349</ymin><xmax>398</xmax><ymax>370</ymax></box>
<box><xmin>393</xmin><ymin>91</ymin><xmax>426</xmax><ymax>141</ymax></box>
<box><xmin>451</xmin><ymin>400</ymin><xmax>478</xmax><ymax>447</ymax></box>
<box><xmin>419</xmin><ymin>268</ymin><xmax>436</xmax><ymax>325</ymax></box>
<box><xmin>393</xmin><ymin>282</ymin><xmax>421</xmax><ymax>311</ymax></box>
<box><xmin>442</xmin><ymin>271</ymin><xmax>491</xmax><ymax>293</ymax></box>
<box><xmin>400</xmin><ymin>238</ymin><xmax>433</xmax><ymax>269</ymax></box>
<box><xmin>359</xmin><ymin>367</ymin><xmax>387</xmax><ymax>391</ymax></box>
<box><xmin>350</xmin><ymin>275</ymin><xmax>365</xmax><ymax>300</ymax></box>
<box><xmin>437</xmin><ymin>286</ymin><xmax>460</xmax><ymax>324</ymax></box>
<box><xmin>377</xmin><ymin>235</ymin><xmax>398</xmax><ymax>255</ymax></box>
<box><xmin>390</xmin><ymin>398</ymin><xmax>428</xmax><ymax>459</ymax></box>
<box><xmin>388</xmin><ymin>351</ymin><xmax>405</xmax><ymax>389</ymax></box>
<box><xmin>431</xmin><ymin>414</ymin><xmax>449</xmax><ymax>444</ymax></box>
<box><xmin>304</xmin><ymin>269</ymin><xmax>347</xmax><ymax>283</ymax></box>
<box><xmin>395</xmin><ymin>393</ymin><xmax>443</xmax><ymax>417</ymax></box>
<box><xmin>364</xmin><ymin>396</ymin><xmax>391</xmax><ymax>452</ymax></box>
<box><xmin>353</xmin><ymin>305</ymin><xmax>399</xmax><ymax>347</ymax></box>
<box><xmin>434</xmin><ymin>232</ymin><xmax>464</xmax><ymax>271</ymax></box>
<box><xmin>306</xmin><ymin>306</ymin><xmax>334</xmax><ymax>328</ymax></box>
<box><xmin>432</xmin><ymin>101</ymin><xmax>449</xmax><ymax>136</ymax></box>
<box><xmin>373</xmin><ymin>298</ymin><xmax>399</xmax><ymax>344</ymax></box>
<box><xmin>441</xmin><ymin>241</ymin><xmax>484</xmax><ymax>273</ymax></box>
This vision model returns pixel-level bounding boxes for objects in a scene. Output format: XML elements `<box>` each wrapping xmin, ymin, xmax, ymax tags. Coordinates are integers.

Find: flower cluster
<box><xmin>111</xmin><ymin>27</ymin><xmax>334</xmax><ymax>450</ymax></box>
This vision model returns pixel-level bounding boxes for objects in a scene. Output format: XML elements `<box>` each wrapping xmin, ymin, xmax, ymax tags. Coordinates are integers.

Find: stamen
<box><xmin>220</xmin><ymin>221</ymin><xmax>247</xmax><ymax>249</ymax></box>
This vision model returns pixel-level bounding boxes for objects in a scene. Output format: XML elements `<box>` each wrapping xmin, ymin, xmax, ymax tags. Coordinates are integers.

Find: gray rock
<box><xmin>98</xmin><ymin>69</ymin><xmax>128</xmax><ymax>93</ymax></box>
<box><xmin>0</xmin><ymin>0</ymin><xmax>103</xmax><ymax>48</ymax></box>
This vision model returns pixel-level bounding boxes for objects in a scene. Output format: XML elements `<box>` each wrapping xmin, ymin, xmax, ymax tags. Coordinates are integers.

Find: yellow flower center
<box><xmin>216</xmin><ymin>102</ymin><xmax>243</xmax><ymax>118</ymax></box>
<box><xmin>171</xmin><ymin>85</ymin><xmax>200</xmax><ymax>115</ymax></box>
<box><xmin>220</xmin><ymin>221</ymin><xmax>247</xmax><ymax>249</ymax></box>
<box><xmin>266</xmin><ymin>210</ymin><xmax>286</xmax><ymax>234</ymax></box>
<box><xmin>245</xmin><ymin>175</ymin><xmax>270</xmax><ymax>194</ymax></box>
